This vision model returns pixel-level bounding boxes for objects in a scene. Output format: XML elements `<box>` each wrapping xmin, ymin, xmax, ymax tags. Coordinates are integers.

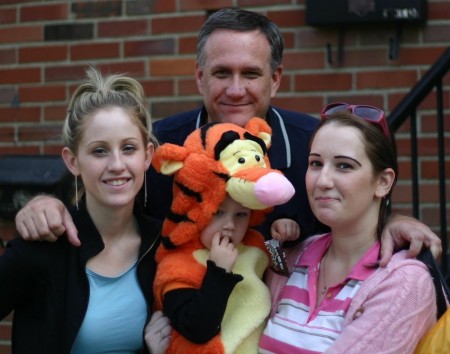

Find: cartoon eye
<box><xmin>238</xmin><ymin>157</ymin><xmax>246</xmax><ymax>164</ymax></box>
<box><xmin>255</xmin><ymin>155</ymin><xmax>261</xmax><ymax>162</ymax></box>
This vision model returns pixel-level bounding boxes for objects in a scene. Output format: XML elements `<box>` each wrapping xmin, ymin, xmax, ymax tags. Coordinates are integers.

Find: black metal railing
<box><xmin>388</xmin><ymin>46</ymin><xmax>450</xmax><ymax>277</ymax></box>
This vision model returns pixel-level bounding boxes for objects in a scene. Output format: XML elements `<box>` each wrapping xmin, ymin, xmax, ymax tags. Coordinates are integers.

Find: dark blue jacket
<box><xmin>146</xmin><ymin>106</ymin><xmax>323</xmax><ymax>238</ymax></box>
<box><xmin>0</xmin><ymin>201</ymin><xmax>160</xmax><ymax>354</ymax></box>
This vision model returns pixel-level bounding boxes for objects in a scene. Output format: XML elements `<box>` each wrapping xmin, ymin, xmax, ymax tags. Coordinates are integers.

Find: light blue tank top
<box><xmin>71</xmin><ymin>261</ymin><xmax>147</xmax><ymax>354</ymax></box>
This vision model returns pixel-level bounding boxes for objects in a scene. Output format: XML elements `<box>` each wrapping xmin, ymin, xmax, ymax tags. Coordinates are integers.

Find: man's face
<box><xmin>196</xmin><ymin>29</ymin><xmax>282</xmax><ymax>127</ymax></box>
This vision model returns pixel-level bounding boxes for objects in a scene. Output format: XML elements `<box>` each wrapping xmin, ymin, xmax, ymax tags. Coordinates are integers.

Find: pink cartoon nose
<box><xmin>253</xmin><ymin>172</ymin><xmax>295</xmax><ymax>206</ymax></box>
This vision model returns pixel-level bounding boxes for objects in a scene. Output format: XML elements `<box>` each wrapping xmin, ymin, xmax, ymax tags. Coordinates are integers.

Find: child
<box><xmin>152</xmin><ymin>118</ymin><xmax>295</xmax><ymax>353</ymax></box>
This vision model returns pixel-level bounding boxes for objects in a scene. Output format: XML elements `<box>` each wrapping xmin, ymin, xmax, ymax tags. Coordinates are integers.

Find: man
<box><xmin>15</xmin><ymin>8</ymin><xmax>441</xmax><ymax>264</ymax></box>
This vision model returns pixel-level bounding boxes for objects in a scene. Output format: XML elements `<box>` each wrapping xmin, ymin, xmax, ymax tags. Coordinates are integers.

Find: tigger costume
<box><xmin>152</xmin><ymin>117</ymin><xmax>295</xmax><ymax>354</ymax></box>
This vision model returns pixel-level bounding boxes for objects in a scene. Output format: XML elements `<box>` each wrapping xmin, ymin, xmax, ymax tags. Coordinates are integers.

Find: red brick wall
<box><xmin>1</xmin><ymin>0</ymin><xmax>450</xmax><ymax>352</ymax></box>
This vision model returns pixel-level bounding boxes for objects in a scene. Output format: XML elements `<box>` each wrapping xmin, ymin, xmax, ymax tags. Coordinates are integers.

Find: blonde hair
<box><xmin>63</xmin><ymin>67</ymin><xmax>158</xmax><ymax>153</ymax></box>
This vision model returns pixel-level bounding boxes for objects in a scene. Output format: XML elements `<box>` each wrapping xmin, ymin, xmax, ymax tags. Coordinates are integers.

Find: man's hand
<box><xmin>379</xmin><ymin>214</ymin><xmax>442</xmax><ymax>267</ymax></box>
<box><xmin>144</xmin><ymin>311</ymin><xmax>172</xmax><ymax>354</ymax></box>
<box><xmin>271</xmin><ymin>218</ymin><xmax>300</xmax><ymax>242</ymax></box>
<box><xmin>15</xmin><ymin>195</ymin><xmax>80</xmax><ymax>246</ymax></box>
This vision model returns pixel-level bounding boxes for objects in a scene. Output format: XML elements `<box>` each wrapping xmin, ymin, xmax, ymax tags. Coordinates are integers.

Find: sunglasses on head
<box><xmin>320</xmin><ymin>102</ymin><xmax>391</xmax><ymax>139</ymax></box>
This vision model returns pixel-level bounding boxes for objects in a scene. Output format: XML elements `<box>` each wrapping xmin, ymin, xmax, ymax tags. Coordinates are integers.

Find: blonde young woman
<box><xmin>0</xmin><ymin>68</ymin><xmax>171</xmax><ymax>354</ymax></box>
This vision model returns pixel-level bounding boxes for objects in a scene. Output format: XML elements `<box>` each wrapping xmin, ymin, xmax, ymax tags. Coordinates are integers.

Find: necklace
<box><xmin>320</xmin><ymin>250</ymin><xmax>329</xmax><ymax>295</ymax></box>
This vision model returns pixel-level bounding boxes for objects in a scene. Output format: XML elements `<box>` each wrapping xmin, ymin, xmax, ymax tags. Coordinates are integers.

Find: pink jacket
<box><xmin>265</xmin><ymin>235</ymin><xmax>437</xmax><ymax>354</ymax></box>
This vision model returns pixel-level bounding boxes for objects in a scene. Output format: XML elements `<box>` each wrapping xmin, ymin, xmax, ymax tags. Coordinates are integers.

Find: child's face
<box><xmin>200</xmin><ymin>195</ymin><xmax>251</xmax><ymax>249</ymax></box>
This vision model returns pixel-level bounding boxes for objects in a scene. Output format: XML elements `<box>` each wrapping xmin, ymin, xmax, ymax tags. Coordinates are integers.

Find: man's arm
<box><xmin>14</xmin><ymin>195</ymin><xmax>80</xmax><ymax>246</ymax></box>
<box><xmin>379</xmin><ymin>214</ymin><xmax>442</xmax><ymax>266</ymax></box>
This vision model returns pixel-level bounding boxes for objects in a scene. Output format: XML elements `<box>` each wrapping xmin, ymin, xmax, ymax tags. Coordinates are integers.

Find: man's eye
<box><xmin>244</xmin><ymin>72</ymin><xmax>260</xmax><ymax>79</ymax></box>
<box><xmin>214</xmin><ymin>70</ymin><xmax>229</xmax><ymax>78</ymax></box>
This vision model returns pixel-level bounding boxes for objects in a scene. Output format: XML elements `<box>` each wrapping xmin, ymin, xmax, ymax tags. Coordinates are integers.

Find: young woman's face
<box><xmin>200</xmin><ymin>195</ymin><xmax>251</xmax><ymax>249</ymax></box>
<box><xmin>64</xmin><ymin>106</ymin><xmax>153</xmax><ymax>209</ymax></box>
<box><xmin>306</xmin><ymin>123</ymin><xmax>385</xmax><ymax>231</ymax></box>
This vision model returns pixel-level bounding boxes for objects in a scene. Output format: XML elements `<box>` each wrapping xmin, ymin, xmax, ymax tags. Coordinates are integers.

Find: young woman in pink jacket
<box><xmin>260</xmin><ymin>103</ymin><xmax>436</xmax><ymax>354</ymax></box>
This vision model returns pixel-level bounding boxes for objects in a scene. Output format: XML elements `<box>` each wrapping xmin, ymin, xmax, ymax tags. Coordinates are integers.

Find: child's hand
<box><xmin>271</xmin><ymin>218</ymin><xmax>301</xmax><ymax>242</ymax></box>
<box><xmin>209</xmin><ymin>232</ymin><xmax>238</xmax><ymax>272</ymax></box>
<box><xmin>144</xmin><ymin>311</ymin><xmax>172</xmax><ymax>354</ymax></box>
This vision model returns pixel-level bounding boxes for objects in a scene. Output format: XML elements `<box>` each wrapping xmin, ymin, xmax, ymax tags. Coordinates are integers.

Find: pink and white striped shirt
<box><xmin>259</xmin><ymin>234</ymin><xmax>379</xmax><ymax>354</ymax></box>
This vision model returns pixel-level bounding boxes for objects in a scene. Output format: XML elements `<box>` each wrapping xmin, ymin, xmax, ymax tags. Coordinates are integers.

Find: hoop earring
<box><xmin>144</xmin><ymin>171</ymin><xmax>147</xmax><ymax>208</ymax></box>
<box><xmin>75</xmin><ymin>175</ymin><xmax>79</xmax><ymax>210</ymax></box>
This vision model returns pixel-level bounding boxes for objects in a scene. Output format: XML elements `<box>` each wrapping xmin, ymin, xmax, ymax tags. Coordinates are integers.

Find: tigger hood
<box><xmin>152</xmin><ymin>117</ymin><xmax>295</xmax><ymax>255</ymax></box>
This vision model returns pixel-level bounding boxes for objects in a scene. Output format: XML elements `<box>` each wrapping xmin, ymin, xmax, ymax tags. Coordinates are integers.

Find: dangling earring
<box><xmin>75</xmin><ymin>175</ymin><xmax>79</xmax><ymax>210</ymax></box>
<box><xmin>144</xmin><ymin>171</ymin><xmax>147</xmax><ymax>208</ymax></box>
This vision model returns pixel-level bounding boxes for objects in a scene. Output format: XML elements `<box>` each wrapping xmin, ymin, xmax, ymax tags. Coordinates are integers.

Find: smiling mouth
<box><xmin>106</xmin><ymin>179</ymin><xmax>128</xmax><ymax>186</ymax></box>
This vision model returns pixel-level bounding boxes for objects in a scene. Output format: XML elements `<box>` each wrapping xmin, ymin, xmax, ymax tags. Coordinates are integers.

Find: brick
<box><xmin>397</xmin><ymin>159</ymin><xmax>412</xmax><ymax>179</ymax></box>
<box><xmin>356</xmin><ymin>70</ymin><xmax>417</xmax><ymax>89</ymax></box>
<box><xmin>240</xmin><ymin>0</ymin><xmax>291</xmax><ymax>5</ymax></box>
<box><xmin>0</xmin><ymin>127</ymin><xmax>15</xmax><ymax>143</ymax></box>
<box><xmin>179</xmin><ymin>36</ymin><xmax>197</xmax><ymax>55</ymax></box>
<box><xmin>21</xmin><ymin>3</ymin><xmax>68</xmax><ymax>22</ymax></box>
<box><xmin>151</xmin><ymin>99</ymin><xmax>202</xmax><ymax>120</ymax></box>
<box><xmin>178</xmin><ymin>78</ymin><xmax>198</xmax><ymax>96</ymax></box>
<box><xmin>141</xmin><ymin>79</ymin><xmax>174</xmax><ymax>97</ymax></box>
<box><xmin>44</xmin><ymin>105</ymin><xmax>67</xmax><ymax>121</ymax></box>
<box><xmin>19</xmin><ymin>45</ymin><xmax>68</xmax><ymax>63</ymax></box>
<box><xmin>98</xmin><ymin>19</ymin><xmax>148</xmax><ymax>38</ymax></box>
<box><xmin>179</xmin><ymin>0</ymin><xmax>232</xmax><ymax>11</ymax></box>
<box><xmin>72</xmin><ymin>0</ymin><xmax>121</xmax><ymax>18</ymax></box>
<box><xmin>126</xmin><ymin>0</ymin><xmax>176</xmax><ymax>14</ymax></box>
<box><xmin>0</xmin><ymin>68</ymin><xmax>41</xmax><ymax>85</ymax></box>
<box><xmin>295</xmin><ymin>73</ymin><xmax>352</xmax><ymax>91</ymax></box>
<box><xmin>421</xmin><ymin>160</ymin><xmax>450</xmax><ymax>179</ymax></box>
<box><xmin>71</xmin><ymin>42</ymin><xmax>120</xmax><ymax>61</ymax></box>
<box><xmin>424</xmin><ymin>25</ymin><xmax>450</xmax><ymax>43</ymax></box>
<box><xmin>18</xmin><ymin>125</ymin><xmax>62</xmax><ymax>142</ymax></box>
<box><xmin>0</xmin><ymin>25</ymin><xmax>42</xmax><ymax>44</ymax></box>
<box><xmin>428</xmin><ymin>2</ymin><xmax>450</xmax><ymax>20</ymax></box>
<box><xmin>0</xmin><ymin>7</ymin><xmax>16</xmax><ymax>24</ymax></box>
<box><xmin>97</xmin><ymin>62</ymin><xmax>146</xmax><ymax>78</ymax></box>
<box><xmin>0</xmin><ymin>146</ymin><xmax>40</xmax><ymax>155</ymax></box>
<box><xmin>271</xmin><ymin>96</ymin><xmax>323</xmax><ymax>116</ymax></box>
<box><xmin>420</xmin><ymin>112</ymin><xmax>450</xmax><ymax>133</ymax></box>
<box><xmin>0</xmin><ymin>107</ymin><xmax>41</xmax><ymax>123</ymax></box>
<box><xmin>0</xmin><ymin>49</ymin><xmax>16</xmax><ymax>65</ymax></box>
<box><xmin>282</xmin><ymin>31</ymin><xmax>295</xmax><ymax>50</ymax></box>
<box><xmin>341</xmin><ymin>49</ymin><xmax>389</xmax><ymax>67</ymax></box>
<box><xmin>0</xmin><ymin>344</ymin><xmax>11</xmax><ymax>354</ymax></box>
<box><xmin>43</xmin><ymin>144</ymin><xmax>64</xmax><ymax>155</ymax></box>
<box><xmin>150</xmin><ymin>58</ymin><xmax>196</xmax><ymax>77</ymax></box>
<box><xmin>283</xmin><ymin>52</ymin><xmax>325</xmax><ymax>70</ymax></box>
<box><xmin>268</xmin><ymin>9</ymin><xmax>305</xmax><ymax>27</ymax></box>
<box><xmin>298</xmin><ymin>28</ymin><xmax>357</xmax><ymax>48</ymax></box>
<box><xmin>0</xmin><ymin>88</ymin><xmax>17</xmax><ymax>105</ymax></box>
<box><xmin>395</xmin><ymin>46</ymin><xmax>448</xmax><ymax>66</ymax></box>
<box><xmin>19</xmin><ymin>85</ymin><xmax>66</xmax><ymax>103</ymax></box>
<box><xmin>44</xmin><ymin>23</ymin><xmax>93</xmax><ymax>41</ymax></box>
<box><xmin>45</xmin><ymin>65</ymin><xmax>89</xmax><ymax>82</ymax></box>
<box><xmin>152</xmin><ymin>15</ymin><xmax>205</xmax><ymax>34</ymax></box>
<box><xmin>124</xmin><ymin>39</ymin><xmax>175</xmax><ymax>57</ymax></box>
